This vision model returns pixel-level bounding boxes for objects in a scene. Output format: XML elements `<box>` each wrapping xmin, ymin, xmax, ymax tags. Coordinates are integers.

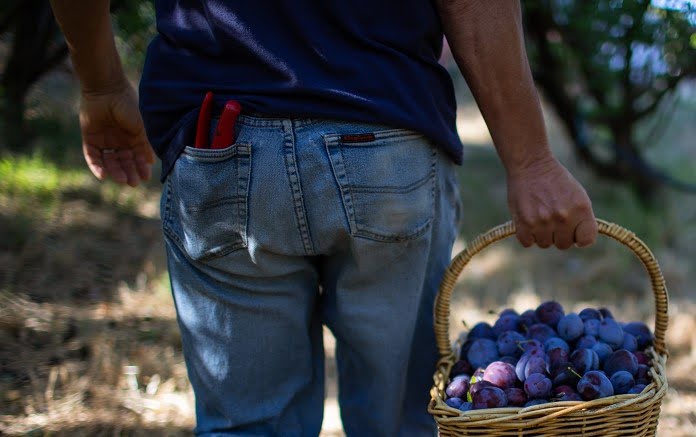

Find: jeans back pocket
<box><xmin>324</xmin><ymin>129</ymin><xmax>437</xmax><ymax>242</ymax></box>
<box><xmin>162</xmin><ymin>144</ymin><xmax>251</xmax><ymax>261</ymax></box>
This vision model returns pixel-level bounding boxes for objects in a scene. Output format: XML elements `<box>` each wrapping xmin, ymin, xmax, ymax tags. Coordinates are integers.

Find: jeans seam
<box><xmin>325</xmin><ymin>139</ymin><xmax>357</xmax><ymax>235</ymax></box>
<box><xmin>282</xmin><ymin>120</ymin><xmax>315</xmax><ymax>256</ymax></box>
<box><xmin>350</xmin><ymin>171</ymin><xmax>432</xmax><ymax>193</ymax></box>
<box><xmin>161</xmin><ymin>178</ymin><xmax>184</xmax><ymax>249</ymax></box>
<box><xmin>238</xmin><ymin>146</ymin><xmax>251</xmax><ymax>249</ymax></box>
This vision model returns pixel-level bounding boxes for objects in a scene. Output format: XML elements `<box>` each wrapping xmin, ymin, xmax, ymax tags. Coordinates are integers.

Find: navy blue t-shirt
<box><xmin>139</xmin><ymin>0</ymin><xmax>462</xmax><ymax>180</ymax></box>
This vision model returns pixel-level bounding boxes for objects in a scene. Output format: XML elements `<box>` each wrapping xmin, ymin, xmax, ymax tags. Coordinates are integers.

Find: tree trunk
<box><xmin>0</xmin><ymin>0</ymin><xmax>66</xmax><ymax>152</ymax></box>
<box><xmin>0</xmin><ymin>84</ymin><xmax>28</xmax><ymax>151</ymax></box>
<box><xmin>611</xmin><ymin>124</ymin><xmax>658</xmax><ymax>200</ymax></box>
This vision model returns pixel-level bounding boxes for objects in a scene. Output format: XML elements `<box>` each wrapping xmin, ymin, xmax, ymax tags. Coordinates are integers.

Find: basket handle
<box><xmin>433</xmin><ymin>219</ymin><xmax>669</xmax><ymax>360</ymax></box>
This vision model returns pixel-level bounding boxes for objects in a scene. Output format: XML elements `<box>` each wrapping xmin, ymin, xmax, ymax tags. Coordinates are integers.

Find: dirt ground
<box><xmin>1</xmin><ymin>92</ymin><xmax>695</xmax><ymax>435</ymax></box>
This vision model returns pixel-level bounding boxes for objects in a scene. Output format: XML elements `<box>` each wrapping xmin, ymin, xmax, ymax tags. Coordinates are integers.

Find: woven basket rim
<box><xmin>429</xmin><ymin>219</ymin><xmax>670</xmax><ymax>432</ymax></box>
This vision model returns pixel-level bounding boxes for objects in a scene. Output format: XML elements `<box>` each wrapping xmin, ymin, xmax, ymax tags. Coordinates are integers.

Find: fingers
<box><xmin>533</xmin><ymin>209</ymin><xmax>554</xmax><ymax>248</ymax></box>
<box><xmin>135</xmin><ymin>138</ymin><xmax>154</xmax><ymax>181</ymax></box>
<box><xmin>82</xmin><ymin>142</ymin><xmax>154</xmax><ymax>187</ymax></box>
<box><xmin>115</xmin><ymin>148</ymin><xmax>142</xmax><ymax>187</ymax></box>
<box><xmin>136</xmin><ymin>154</ymin><xmax>153</xmax><ymax>181</ymax></box>
<box><xmin>83</xmin><ymin>143</ymin><xmax>108</xmax><ymax>180</ymax></box>
<box><xmin>514</xmin><ymin>212</ymin><xmax>596</xmax><ymax>250</ymax></box>
<box><xmin>552</xmin><ymin>226</ymin><xmax>575</xmax><ymax>250</ymax></box>
<box><xmin>574</xmin><ymin>219</ymin><xmax>598</xmax><ymax>247</ymax></box>
<box><xmin>515</xmin><ymin>225</ymin><xmax>535</xmax><ymax>248</ymax></box>
<box><xmin>103</xmin><ymin>149</ymin><xmax>131</xmax><ymax>185</ymax></box>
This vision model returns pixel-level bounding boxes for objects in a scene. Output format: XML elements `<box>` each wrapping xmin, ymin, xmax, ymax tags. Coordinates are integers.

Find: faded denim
<box><xmin>161</xmin><ymin>114</ymin><xmax>462</xmax><ymax>436</ymax></box>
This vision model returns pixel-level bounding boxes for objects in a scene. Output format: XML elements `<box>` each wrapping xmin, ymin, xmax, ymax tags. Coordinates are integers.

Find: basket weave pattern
<box><xmin>428</xmin><ymin>220</ymin><xmax>669</xmax><ymax>436</ymax></box>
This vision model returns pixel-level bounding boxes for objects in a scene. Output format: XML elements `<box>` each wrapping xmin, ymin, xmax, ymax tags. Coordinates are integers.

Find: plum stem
<box><xmin>567</xmin><ymin>366</ymin><xmax>582</xmax><ymax>379</ymax></box>
<box><xmin>516</xmin><ymin>340</ymin><xmax>535</xmax><ymax>352</ymax></box>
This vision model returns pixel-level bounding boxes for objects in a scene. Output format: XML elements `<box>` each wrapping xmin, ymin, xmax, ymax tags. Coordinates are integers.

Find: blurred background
<box><xmin>0</xmin><ymin>0</ymin><xmax>694</xmax><ymax>435</ymax></box>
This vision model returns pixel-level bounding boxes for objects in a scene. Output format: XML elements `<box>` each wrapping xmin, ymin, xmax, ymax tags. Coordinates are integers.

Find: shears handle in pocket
<box><xmin>195</xmin><ymin>92</ymin><xmax>242</xmax><ymax>149</ymax></box>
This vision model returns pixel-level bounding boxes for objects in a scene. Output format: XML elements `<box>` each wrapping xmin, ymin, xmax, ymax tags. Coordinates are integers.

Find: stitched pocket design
<box><xmin>324</xmin><ymin>129</ymin><xmax>437</xmax><ymax>242</ymax></box>
<box><xmin>162</xmin><ymin>144</ymin><xmax>251</xmax><ymax>261</ymax></box>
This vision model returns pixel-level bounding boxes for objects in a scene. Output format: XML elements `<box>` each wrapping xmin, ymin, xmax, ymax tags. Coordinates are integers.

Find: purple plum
<box><xmin>579</xmin><ymin>308</ymin><xmax>602</xmax><ymax>322</ymax></box>
<box><xmin>536</xmin><ymin>301</ymin><xmax>565</xmax><ymax>328</ymax></box>
<box><xmin>604</xmin><ymin>349</ymin><xmax>639</xmax><ymax>377</ymax></box>
<box><xmin>468</xmin><ymin>322</ymin><xmax>496</xmax><ymax>340</ymax></box>
<box><xmin>494</xmin><ymin>315</ymin><xmax>521</xmax><ymax>336</ymax></box>
<box><xmin>524</xmin><ymin>373</ymin><xmax>552</xmax><ymax>399</ymax></box>
<box><xmin>544</xmin><ymin>337</ymin><xmax>570</xmax><ymax>353</ymax></box>
<box><xmin>610</xmin><ymin>370</ymin><xmax>635</xmax><ymax>394</ymax></box>
<box><xmin>623</xmin><ymin>322</ymin><xmax>654</xmax><ymax>350</ymax></box>
<box><xmin>627</xmin><ymin>384</ymin><xmax>647</xmax><ymax>395</ymax></box>
<box><xmin>599</xmin><ymin>318</ymin><xmax>624</xmax><ymax>350</ymax></box>
<box><xmin>557</xmin><ymin>313</ymin><xmax>584</xmax><ymax>342</ymax></box>
<box><xmin>577</xmin><ymin>370</ymin><xmax>614</xmax><ymax>400</ymax></box>
<box><xmin>497</xmin><ymin>331</ymin><xmax>526</xmax><ymax>357</ymax></box>
<box><xmin>446</xmin><ymin>375</ymin><xmax>470</xmax><ymax>399</ymax></box>
<box><xmin>576</xmin><ymin>335</ymin><xmax>598</xmax><ymax>350</ymax></box>
<box><xmin>472</xmin><ymin>386</ymin><xmax>508</xmax><ymax>409</ymax></box>
<box><xmin>570</xmin><ymin>348</ymin><xmax>599</xmax><ymax>374</ymax></box>
<box><xmin>505</xmin><ymin>387</ymin><xmax>527</xmax><ymax>406</ymax></box>
<box><xmin>584</xmin><ymin>319</ymin><xmax>600</xmax><ymax>337</ymax></box>
<box><xmin>445</xmin><ymin>397</ymin><xmax>464</xmax><ymax>409</ymax></box>
<box><xmin>459</xmin><ymin>401</ymin><xmax>474</xmax><ymax>411</ymax></box>
<box><xmin>450</xmin><ymin>360</ymin><xmax>473</xmax><ymax>378</ymax></box>
<box><xmin>527</xmin><ymin>323</ymin><xmax>557</xmax><ymax>343</ymax></box>
<box><xmin>591</xmin><ymin>342</ymin><xmax>613</xmax><ymax>366</ymax></box>
<box><xmin>483</xmin><ymin>361</ymin><xmax>517</xmax><ymax>390</ymax></box>
<box><xmin>598</xmin><ymin>308</ymin><xmax>614</xmax><ymax>319</ymax></box>
<box><xmin>466</xmin><ymin>338</ymin><xmax>499</xmax><ymax>369</ymax></box>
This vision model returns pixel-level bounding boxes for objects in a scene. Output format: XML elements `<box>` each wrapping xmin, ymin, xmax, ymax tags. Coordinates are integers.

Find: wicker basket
<box><xmin>428</xmin><ymin>219</ymin><xmax>669</xmax><ymax>436</ymax></box>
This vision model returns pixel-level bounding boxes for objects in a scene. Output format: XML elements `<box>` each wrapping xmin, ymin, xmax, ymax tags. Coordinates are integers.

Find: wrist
<box><xmin>73</xmin><ymin>49</ymin><xmax>128</xmax><ymax>96</ymax></box>
<box><xmin>79</xmin><ymin>73</ymin><xmax>129</xmax><ymax>97</ymax></box>
<box><xmin>502</xmin><ymin>147</ymin><xmax>557</xmax><ymax>178</ymax></box>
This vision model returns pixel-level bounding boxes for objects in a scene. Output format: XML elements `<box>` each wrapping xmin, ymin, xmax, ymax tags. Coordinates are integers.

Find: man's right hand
<box><xmin>79</xmin><ymin>82</ymin><xmax>155</xmax><ymax>187</ymax></box>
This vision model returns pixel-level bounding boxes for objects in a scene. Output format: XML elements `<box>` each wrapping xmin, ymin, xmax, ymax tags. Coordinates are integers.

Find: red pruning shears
<box><xmin>195</xmin><ymin>91</ymin><xmax>242</xmax><ymax>149</ymax></box>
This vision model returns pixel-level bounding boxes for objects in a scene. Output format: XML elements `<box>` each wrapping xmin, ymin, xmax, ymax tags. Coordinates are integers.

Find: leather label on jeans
<box><xmin>340</xmin><ymin>133</ymin><xmax>375</xmax><ymax>143</ymax></box>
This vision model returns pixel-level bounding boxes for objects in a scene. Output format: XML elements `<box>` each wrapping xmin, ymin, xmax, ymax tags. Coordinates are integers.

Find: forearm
<box><xmin>437</xmin><ymin>0</ymin><xmax>552</xmax><ymax>175</ymax></box>
<box><xmin>50</xmin><ymin>0</ymin><xmax>126</xmax><ymax>93</ymax></box>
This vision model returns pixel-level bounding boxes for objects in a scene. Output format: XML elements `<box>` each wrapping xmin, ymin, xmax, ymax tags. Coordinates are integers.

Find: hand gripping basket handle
<box><xmin>433</xmin><ymin>219</ymin><xmax>669</xmax><ymax>360</ymax></box>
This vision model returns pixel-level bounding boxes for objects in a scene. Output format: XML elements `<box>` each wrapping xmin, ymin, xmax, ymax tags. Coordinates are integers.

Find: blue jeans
<box><xmin>161</xmin><ymin>114</ymin><xmax>461</xmax><ymax>436</ymax></box>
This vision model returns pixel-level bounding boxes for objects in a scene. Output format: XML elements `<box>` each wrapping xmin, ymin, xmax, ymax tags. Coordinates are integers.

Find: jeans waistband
<box><xmin>223</xmin><ymin>112</ymin><xmax>324</xmax><ymax>128</ymax></box>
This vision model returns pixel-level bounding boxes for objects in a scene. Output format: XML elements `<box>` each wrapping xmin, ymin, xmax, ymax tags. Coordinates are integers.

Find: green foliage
<box><xmin>0</xmin><ymin>154</ymin><xmax>89</xmax><ymax>202</ymax></box>
<box><xmin>0</xmin><ymin>154</ymin><xmax>89</xmax><ymax>249</ymax></box>
<box><xmin>525</xmin><ymin>0</ymin><xmax>695</xmax><ymax>122</ymax></box>
<box><xmin>112</xmin><ymin>0</ymin><xmax>156</xmax><ymax>73</ymax></box>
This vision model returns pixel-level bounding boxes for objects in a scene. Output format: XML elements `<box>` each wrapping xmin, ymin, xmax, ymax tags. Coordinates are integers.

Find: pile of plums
<box><xmin>444</xmin><ymin>301</ymin><xmax>654</xmax><ymax>411</ymax></box>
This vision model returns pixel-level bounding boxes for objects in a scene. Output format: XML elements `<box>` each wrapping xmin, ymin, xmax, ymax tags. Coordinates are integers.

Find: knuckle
<box><xmin>552</xmin><ymin>209</ymin><xmax>569</xmax><ymax>223</ymax></box>
<box><xmin>516</xmin><ymin>214</ymin><xmax>534</xmax><ymax>227</ymax></box>
<box><xmin>537</xmin><ymin>212</ymin><xmax>552</xmax><ymax>224</ymax></box>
